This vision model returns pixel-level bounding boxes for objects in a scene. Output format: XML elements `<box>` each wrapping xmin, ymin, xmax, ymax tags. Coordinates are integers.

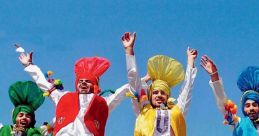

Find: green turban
<box><xmin>8</xmin><ymin>81</ymin><xmax>45</xmax><ymax>127</ymax></box>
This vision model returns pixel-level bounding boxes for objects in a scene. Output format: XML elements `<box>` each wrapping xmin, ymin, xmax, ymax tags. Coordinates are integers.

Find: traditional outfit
<box><xmin>126</xmin><ymin>54</ymin><xmax>197</xmax><ymax>136</ymax></box>
<box><xmin>24</xmin><ymin>57</ymin><xmax>129</xmax><ymax>136</ymax></box>
<box><xmin>209</xmin><ymin>66</ymin><xmax>259</xmax><ymax>136</ymax></box>
<box><xmin>0</xmin><ymin>81</ymin><xmax>45</xmax><ymax>136</ymax></box>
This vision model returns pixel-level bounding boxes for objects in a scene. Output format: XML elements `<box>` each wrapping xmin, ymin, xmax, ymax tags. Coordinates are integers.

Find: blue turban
<box><xmin>240</xmin><ymin>91</ymin><xmax>259</xmax><ymax>116</ymax></box>
<box><xmin>237</xmin><ymin>66</ymin><xmax>259</xmax><ymax>116</ymax></box>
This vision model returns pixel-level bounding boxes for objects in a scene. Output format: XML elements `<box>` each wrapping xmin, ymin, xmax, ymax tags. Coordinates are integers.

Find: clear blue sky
<box><xmin>1</xmin><ymin>0</ymin><xmax>259</xmax><ymax>135</ymax></box>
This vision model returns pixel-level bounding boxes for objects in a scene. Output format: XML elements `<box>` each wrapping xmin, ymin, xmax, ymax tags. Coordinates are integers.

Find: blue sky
<box><xmin>1</xmin><ymin>0</ymin><xmax>259</xmax><ymax>135</ymax></box>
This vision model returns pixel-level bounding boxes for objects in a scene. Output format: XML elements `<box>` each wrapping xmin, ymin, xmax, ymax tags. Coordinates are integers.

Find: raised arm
<box><xmin>104</xmin><ymin>32</ymin><xmax>141</xmax><ymax>113</ymax></box>
<box><xmin>122</xmin><ymin>32</ymin><xmax>146</xmax><ymax>115</ymax></box>
<box><xmin>19</xmin><ymin>52</ymin><xmax>53</xmax><ymax>91</ymax></box>
<box><xmin>177</xmin><ymin>47</ymin><xmax>198</xmax><ymax>116</ymax></box>
<box><xmin>122</xmin><ymin>32</ymin><xmax>142</xmax><ymax>92</ymax></box>
<box><xmin>17</xmin><ymin>46</ymin><xmax>66</xmax><ymax>106</ymax></box>
<box><xmin>201</xmin><ymin>55</ymin><xmax>227</xmax><ymax>114</ymax></box>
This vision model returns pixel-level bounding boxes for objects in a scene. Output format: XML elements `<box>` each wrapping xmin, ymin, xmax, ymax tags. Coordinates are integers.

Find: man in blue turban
<box><xmin>201</xmin><ymin>55</ymin><xmax>259</xmax><ymax>136</ymax></box>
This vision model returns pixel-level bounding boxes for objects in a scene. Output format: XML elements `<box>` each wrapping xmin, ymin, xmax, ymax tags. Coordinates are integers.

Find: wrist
<box><xmin>125</xmin><ymin>47</ymin><xmax>134</xmax><ymax>55</ymax></box>
<box><xmin>23</xmin><ymin>62</ymin><xmax>33</xmax><ymax>67</ymax></box>
<box><xmin>210</xmin><ymin>71</ymin><xmax>218</xmax><ymax>76</ymax></box>
<box><xmin>187</xmin><ymin>59</ymin><xmax>195</xmax><ymax>68</ymax></box>
<box><xmin>210</xmin><ymin>72</ymin><xmax>219</xmax><ymax>82</ymax></box>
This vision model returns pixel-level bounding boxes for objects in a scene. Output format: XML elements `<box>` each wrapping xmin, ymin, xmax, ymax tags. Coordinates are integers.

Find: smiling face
<box><xmin>151</xmin><ymin>90</ymin><xmax>168</xmax><ymax>108</ymax></box>
<box><xmin>244</xmin><ymin>99</ymin><xmax>259</xmax><ymax>121</ymax></box>
<box><xmin>15</xmin><ymin>112</ymin><xmax>32</xmax><ymax>130</ymax></box>
<box><xmin>77</xmin><ymin>79</ymin><xmax>94</xmax><ymax>94</ymax></box>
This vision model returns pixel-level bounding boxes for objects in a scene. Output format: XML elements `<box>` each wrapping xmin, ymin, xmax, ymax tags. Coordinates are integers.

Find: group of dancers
<box><xmin>0</xmin><ymin>32</ymin><xmax>258</xmax><ymax>136</ymax></box>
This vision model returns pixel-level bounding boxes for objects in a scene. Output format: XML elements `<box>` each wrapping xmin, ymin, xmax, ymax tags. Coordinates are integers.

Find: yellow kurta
<box><xmin>134</xmin><ymin>104</ymin><xmax>186</xmax><ymax>136</ymax></box>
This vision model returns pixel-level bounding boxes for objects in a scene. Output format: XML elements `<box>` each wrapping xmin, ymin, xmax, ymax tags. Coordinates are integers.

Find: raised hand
<box><xmin>19</xmin><ymin>52</ymin><xmax>33</xmax><ymax>67</ymax></box>
<box><xmin>121</xmin><ymin>32</ymin><xmax>136</xmax><ymax>55</ymax></box>
<box><xmin>15</xmin><ymin>44</ymin><xmax>25</xmax><ymax>53</ymax></box>
<box><xmin>121</xmin><ymin>32</ymin><xmax>136</xmax><ymax>48</ymax></box>
<box><xmin>187</xmin><ymin>47</ymin><xmax>198</xmax><ymax>68</ymax></box>
<box><xmin>201</xmin><ymin>55</ymin><xmax>219</xmax><ymax>81</ymax></box>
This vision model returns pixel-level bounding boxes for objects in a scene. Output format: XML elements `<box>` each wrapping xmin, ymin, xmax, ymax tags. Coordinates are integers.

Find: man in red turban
<box><xmin>17</xmin><ymin>46</ymin><xmax>130</xmax><ymax>136</ymax></box>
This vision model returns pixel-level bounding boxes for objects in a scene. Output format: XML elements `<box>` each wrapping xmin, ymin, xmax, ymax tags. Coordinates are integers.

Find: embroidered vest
<box><xmin>54</xmin><ymin>92</ymin><xmax>109</xmax><ymax>136</ymax></box>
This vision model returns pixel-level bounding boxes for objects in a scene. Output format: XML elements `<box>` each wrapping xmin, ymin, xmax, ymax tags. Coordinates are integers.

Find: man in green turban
<box><xmin>0</xmin><ymin>81</ymin><xmax>48</xmax><ymax>136</ymax></box>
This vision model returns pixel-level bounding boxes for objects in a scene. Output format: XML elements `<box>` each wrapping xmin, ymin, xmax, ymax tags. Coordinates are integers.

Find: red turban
<box><xmin>74</xmin><ymin>57</ymin><xmax>110</xmax><ymax>94</ymax></box>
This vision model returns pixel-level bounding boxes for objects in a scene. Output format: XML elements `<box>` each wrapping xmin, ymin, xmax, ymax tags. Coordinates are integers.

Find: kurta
<box><xmin>24</xmin><ymin>65</ymin><xmax>129</xmax><ymax>136</ymax></box>
<box><xmin>126</xmin><ymin>54</ymin><xmax>197</xmax><ymax>136</ymax></box>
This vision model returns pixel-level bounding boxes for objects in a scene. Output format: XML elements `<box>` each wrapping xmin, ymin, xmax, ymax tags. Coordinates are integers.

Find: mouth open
<box><xmin>80</xmin><ymin>85</ymin><xmax>89</xmax><ymax>89</ymax></box>
<box><xmin>248</xmin><ymin>112</ymin><xmax>256</xmax><ymax>116</ymax></box>
<box><xmin>19</xmin><ymin>121</ymin><xmax>28</xmax><ymax>127</ymax></box>
<box><xmin>155</xmin><ymin>99</ymin><xmax>164</xmax><ymax>104</ymax></box>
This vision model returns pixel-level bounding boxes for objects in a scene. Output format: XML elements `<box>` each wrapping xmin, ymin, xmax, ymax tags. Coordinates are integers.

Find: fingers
<box><xmin>201</xmin><ymin>57</ymin><xmax>207</xmax><ymax>66</ymax></box>
<box><xmin>122</xmin><ymin>32</ymin><xmax>136</xmax><ymax>42</ymax></box>
<box><xmin>121</xmin><ymin>32</ymin><xmax>130</xmax><ymax>42</ymax></box>
<box><xmin>187</xmin><ymin>46</ymin><xmax>198</xmax><ymax>55</ymax></box>
<box><xmin>20</xmin><ymin>52</ymin><xmax>26</xmax><ymax>58</ymax></box>
<box><xmin>29</xmin><ymin>52</ymin><xmax>33</xmax><ymax>62</ymax></box>
<box><xmin>201</xmin><ymin>55</ymin><xmax>210</xmax><ymax>65</ymax></box>
<box><xmin>125</xmin><ymin>32</ymin><xmax>130</xmax><ymax>41</ymax></box>
<box><xmin>121</xmin><ymin>35</ymin><xmax>125</xmax><ymax>41</ymax></box>
<box><xmin>29</xmin><ymin>52</ymin><xmax>33</xmax><ymax>58</ymax></box>
<box><xmin>203</xmin><ymin>55</ymin><xmax>214</xmax><ymax>64</ymax></box>
<box><xmin>200</xmin><ymin>62</ymin><xmax>206</xmax><ymax>69</ymax></box>
<box><xmin>133</xmin><ymin>32</ymin><xmax>136</xmax><ymax>39</ymax></box>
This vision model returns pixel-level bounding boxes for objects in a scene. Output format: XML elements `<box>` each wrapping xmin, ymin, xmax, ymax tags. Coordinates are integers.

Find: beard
<box><xmin>247</xmin><ymin>112</ymin><xmax>259</xmax><ymax>121</ymax></box>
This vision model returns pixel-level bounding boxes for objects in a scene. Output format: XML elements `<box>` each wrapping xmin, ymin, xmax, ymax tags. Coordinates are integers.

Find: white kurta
<box><xmin>24</xmin><ymin>65</ymin><xmax>129</xmax><ymax>136</ymax></box>
<box><xmin>126</xmin><ymin>54</ymin><xmax>197</xmax><ymax>136</ymax></box>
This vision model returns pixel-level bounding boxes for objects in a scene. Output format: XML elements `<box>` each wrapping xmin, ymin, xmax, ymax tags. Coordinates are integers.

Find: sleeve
<box><xmin>24</xmin><ymin>64</ymin><xmax>66</xmax><ymax>106</ymax></box>
<box><xmin>127</xmin><ymin>54</ymin><xmax>142</xmax><ymax>115</ymax></box>
<box><xmin>209</xmin><ymin>78</ymin><xmax>228</xmax><ymax>114</ymax></box>
<box><xmin>104</xmin><ymin>53</ymin><xmax>150</xmax><ymax>113</ymax></box>
<box><xmin>126</xmin><ymin>54</ymin><xmax>142</xmax><ymax>92</ymax></box>
<box><xmin>176</xmin><ymin>65</ymin><xmax>197</xmax><ymax>116</ymax></box>
<box><xmin>0</xmin><ymin>123</ymin><xmax>2</xmax><ymax>129</ymax></box>
<box><xmin>105</xmin><ymin>84</ymin><xmax>130</xmax><ymax>112</ymax></box>
<box><xmin>131</xmin><ymin>79</ymin><xmax>150</xmax><ymax>116</ymax></box>
<box><xmin>24</xmin><ymin>65</ymin><xmax>52</xmax><ymax>91</ymax></box>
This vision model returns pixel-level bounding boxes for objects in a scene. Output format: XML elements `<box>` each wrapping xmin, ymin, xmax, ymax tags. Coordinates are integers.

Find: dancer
<box><xmin>17</xmin><ymin>46</ymin><xmax>130</xmax><ymax>136</ymax></box>
<box><xmin>201</xmin><ymin>55</ymin><xmax>259</xmax><ymax>136</ymax></box>
<box><xmin>0</xmin><ymin>81</ymin><xmax>49</xmax><ymax>136</ymax></box>
<box><xmin>122</xmin><ymin>32</ymin><xmax>198</xmax><ymax>136</ymax></box>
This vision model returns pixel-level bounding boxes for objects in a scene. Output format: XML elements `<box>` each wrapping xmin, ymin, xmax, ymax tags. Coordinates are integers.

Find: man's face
<box><xmin>15</xmin><ymin>112</ymin><xmax>32</xmax><ymax>130</ymax></box>
<box><xmin>244</xmin><ymin>99</ymin><xmax>259</xmax><ymax>121</ymax></box>
<box><xmin>77</xmin><ymin>79</ymin><xmax>93</xmax><ymax>94</ymax></box>
<box><xmin>151</xmin><ymin>90</ymin><xmax>168</xmax><ymax>108</ymax></box>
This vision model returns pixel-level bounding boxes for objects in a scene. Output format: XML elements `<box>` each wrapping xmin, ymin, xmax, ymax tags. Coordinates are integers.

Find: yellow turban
<box><xmin>148</xmin><ymin>55</ymin><xmax>184</xmax><ymax>97</ymax></box>
<box><xmin>150</xmin><ymin>79</ymin><xmax>170</xmax><ymax>96</ymax></box>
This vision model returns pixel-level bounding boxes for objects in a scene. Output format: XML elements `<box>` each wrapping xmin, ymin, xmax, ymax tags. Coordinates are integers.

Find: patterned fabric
<box><xmin>134</xmin><ymin>104</ymin><xmax>186</xmax><ymax>136</ymax></box>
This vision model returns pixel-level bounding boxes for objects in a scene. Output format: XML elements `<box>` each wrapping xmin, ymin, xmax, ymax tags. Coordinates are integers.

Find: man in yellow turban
<box><xmin>121</xmin><ymin>32</ymin><xmax>198</xmax><ymax>136</ymax></box>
